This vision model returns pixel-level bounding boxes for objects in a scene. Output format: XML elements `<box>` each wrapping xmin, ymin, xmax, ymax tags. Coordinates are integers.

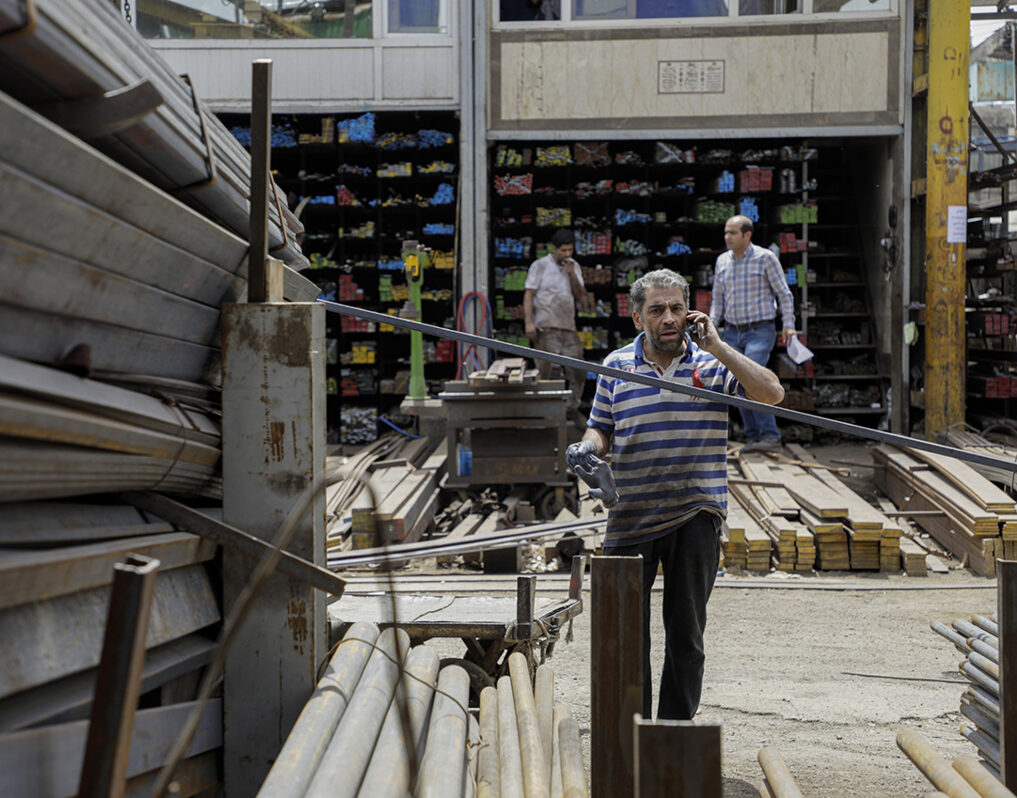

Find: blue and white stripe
<box><xmin>588</xmin><ymin>333</ymin><xmax>742</xmax><ymax>545</ymax></box>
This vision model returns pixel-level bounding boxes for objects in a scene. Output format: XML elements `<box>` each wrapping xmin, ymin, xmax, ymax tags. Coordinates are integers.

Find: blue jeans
<box><xmin>723</xmin><ymin>323</ymin><xmax>780</xmax><ymax>441</ymax></box>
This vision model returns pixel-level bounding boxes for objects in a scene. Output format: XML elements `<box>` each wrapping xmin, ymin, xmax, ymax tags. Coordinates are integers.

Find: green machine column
<box><xmin>402</xmin><ymin>240</ymin><xmax>430</xmax><ymax>401</ymax></box>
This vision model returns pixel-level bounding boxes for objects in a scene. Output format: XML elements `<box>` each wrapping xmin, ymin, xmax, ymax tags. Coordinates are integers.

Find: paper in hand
<box><xmin>786</xmin><ymin>334</ymin><xmax>814</xmax><ymax>365</ymax></box>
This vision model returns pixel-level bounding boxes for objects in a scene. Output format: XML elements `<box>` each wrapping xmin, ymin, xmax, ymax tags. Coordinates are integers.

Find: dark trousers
<box><xmin>605</xmin><ymin>512</ymin><xmax>721</xmax><ymax>720</ymax></box>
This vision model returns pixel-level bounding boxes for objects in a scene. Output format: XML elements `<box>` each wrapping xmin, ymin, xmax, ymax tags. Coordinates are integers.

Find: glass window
<box><xmin>500</xmin><ymin>0</ymin><xmax>562</xmax><ymax>21</ymax></box>
<box><xmin>573</xmin><ymin>0</ymin><xmax>728</xmax><ymax>19</ymax></box>
<box><xmin>814</xmin><ymin>0</ymin><xmax>891</xmax><ymax>10</ymax></box>
<box><xmin>387</xmin><ymin>0</ymin><xmax>448</xmax><ymax>32</ymax></box>
<box><xmin>137</xmin><ymin>0</ymin><xmax>373</xmax><ymax>40</ymax></box>
<box><xmin>739</xmin><ymin>0</ymin><xmax>799</xmax><ymax>15</ymax></box>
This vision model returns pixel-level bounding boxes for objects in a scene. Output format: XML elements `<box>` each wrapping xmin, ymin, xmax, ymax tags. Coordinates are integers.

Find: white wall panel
<box><xmin>382</xmin><ymin>46</ymin><xmax>456</xmax><ymax>100</ymax></box>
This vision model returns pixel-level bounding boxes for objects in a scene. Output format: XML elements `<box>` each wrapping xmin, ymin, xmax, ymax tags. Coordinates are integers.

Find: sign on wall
<box><xmin>657</xmin><ymin>60</ymin><xmax>725</xmax><ymax>94</ymax></box>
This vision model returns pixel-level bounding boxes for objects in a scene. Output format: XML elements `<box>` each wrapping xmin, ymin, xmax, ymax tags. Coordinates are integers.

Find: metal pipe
<box><xmin>968</xmin><ymin>685</ymin><xmax>1001</xmax><ymax>717</ymax></box>
<box><xmin>535</xmin><ymin>664</ymin><xmax>555</xmax><ymax>789</ymax></box>
<box><xmin>558</xmin><ymin>716</ymin><xmax>587</xmax><ymax>798</ymax></box>
<box><xmin>932</xmin><ymin>620</ymin><xmax>973</xmax><ymax>653</ymax></box>
<box><xmin>508</xmin><ymin>652</ymin><xmax>550</xmax><ymax>798</ymax></box>
<box><xmin>258</xmin><ymin>622</ymin><xmax>379</xmax><ymax>797</ymax></box>
<box><xmin>356</xmin><ymin>645</ymin><xmax>440</xmax><ymax>798</ymax></box>
<box><xmin>415</xmin><ymin>665</ymin><xmax>471</xmax><ymax>798</ymax></box>
<box><xmin>974</xmin><ymin>615</ymin><xmax>1000</xmax><ymax>637</ymax></box>
<box><xmin>947</xmin><ymin>752</ymin><xmax>1012</xmax><ymax>796</ymax></box>
<box><xmin>477</xmin><ymin>686</ymin><xmax>500</xmax><ymax>798</ymax></box>
<box><xmin>306</xmin><ymin>628</ymin><xmax>410</xmax><ymax>798</ymax></box>
<box><xmin>498</xmin><ymin>676</ymin><xmax>525</xmax><ymax>798</ymax></box>
<box><xmin>896</xmin><ymin>729</ymin><xmax>981</xmax><ymax>798</ymax></box>
<box><xmin>466</xmin><ymin>714</ymin><xmax>481</xmax><ymax>798</ymax></box>
<box><xmin>964</xmin><ymin>724</ymin><xmax>1002</xmax><ymax>769</ymax></box>
<box><xmin>757</xmin><ymin>747</ymin><xmax>804</xmax><ymax>798</ymax></box>
<box><xmin>972</xmin><ymin>638</ymin><xmax>1000</xmax><ymax>664</ymax></box>
<box><xmin>551</xmin><ymin>706</ymin><xmax>568</xmax><ymax>798</ymax></box>
<box><xmin>962</xmin><ymin>700</ymin><xmax>1000</xmax><ymax>742</ymax></box>
<box><xmin>964</xmin><ymin>661</ymin><xmax>1001</xmax><ymax>698</ymax></box>
<box><xmin>972</xmin><ymin>652</ymin><xmax>1001</xmax><ymax>682</ymax></box>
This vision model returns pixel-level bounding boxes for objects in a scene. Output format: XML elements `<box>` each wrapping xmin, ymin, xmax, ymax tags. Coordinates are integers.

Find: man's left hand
<box><xmin>781</xmin><ymin>327</ymin><xmax>796</xmax><ymax>346</ymax></box>
<box><xmin>687</xmin><ymin>310</ymin><xmax>721</xmax><ymax>354</ymax></box>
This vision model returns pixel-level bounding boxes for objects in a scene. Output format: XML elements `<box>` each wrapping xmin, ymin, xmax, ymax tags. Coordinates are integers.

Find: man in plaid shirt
<box><xmin>709</xmin><ymin>215</ymin><xmax>796</xmax><ymax>452</ymax></box>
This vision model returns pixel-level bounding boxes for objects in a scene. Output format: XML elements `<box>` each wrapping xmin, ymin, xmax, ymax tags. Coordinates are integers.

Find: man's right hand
<box><xmin>566</xmin><ymin>441</ymin><xmax>619</xmax><ymax>507</ymax></box>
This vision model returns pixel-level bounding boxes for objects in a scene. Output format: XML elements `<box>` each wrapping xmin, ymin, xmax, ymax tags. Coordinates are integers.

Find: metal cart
<box><xmin>327</xmin><ymin>556</ymin><xmax>585</xmax><ymax>701</ymax></box>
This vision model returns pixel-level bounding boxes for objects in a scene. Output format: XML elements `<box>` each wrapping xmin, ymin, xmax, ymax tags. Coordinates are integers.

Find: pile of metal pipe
<box><xmin>931</xmin><ymin>614</ymin><xmax>1004</xmax><ymax>780</ymax></box>
<box><xmin>478</xmin><ymin>653</ymin><xmax>587</xmax><ymax>798</ymax></box>
<box><xmin>259</xmin><ymin>622</ymin><xmax>491</xmax><ymax>798</ymax></box>
<box><xmin>0</xmin><ymin>0</ymin><xmax>306</xmax><ymax>266</ymax></box>
<box><xmin>896</xmin><ymin>729</ymin><xmax>1015</xmax><ymax>798</ymax></box>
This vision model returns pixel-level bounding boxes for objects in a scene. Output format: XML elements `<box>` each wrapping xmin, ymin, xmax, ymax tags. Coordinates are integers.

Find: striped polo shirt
<box><xmin>588</xmin><ymin>333</ymin><xmax>743</xmax><ymax>546</ymax></box>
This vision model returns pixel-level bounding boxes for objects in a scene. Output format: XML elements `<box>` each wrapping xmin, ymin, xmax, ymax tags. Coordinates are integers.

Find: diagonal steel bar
<box><xmin>317</xmin><ymin>299</ymin><xmax>1017</xmax><ymax>476</ymax></box>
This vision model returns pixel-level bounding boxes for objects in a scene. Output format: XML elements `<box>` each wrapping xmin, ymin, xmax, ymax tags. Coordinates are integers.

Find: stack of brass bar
<box><xmin>931</xmin><ymin>613</ymin><xmax>1004</xmax><ymax>780</ymax></box>
<box><xmin>258</xmin><ymin>624</ymin><xmax>587</xmax><ymax>798</ymax></box>
<box><xmin>873</xmin><ymin>446</ymin><xmax>1017</xmax><ymax>577</ymax></box>
<box><xmin>728</xmin><ymin>449</ymin><xmax>904</xmax><ymax>573</ymax></box>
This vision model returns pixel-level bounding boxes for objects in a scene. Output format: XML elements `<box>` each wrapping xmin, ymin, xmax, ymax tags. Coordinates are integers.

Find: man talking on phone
<box><xmin>567</xmin><ymin>269</ymin><xmax>783</xmax><ymax>720</ymax></box>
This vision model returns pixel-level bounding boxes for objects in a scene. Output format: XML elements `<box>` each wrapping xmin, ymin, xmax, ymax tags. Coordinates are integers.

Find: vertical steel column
<box><xmin>78</xmin><ymin>554</ymin><xmax>160</xmax><ymax>798</ymax></box>
<box><xmin>923</xmin><ymin>0</ymin><xmax>969</xmax><ymax>437</ymax></box>
<box><xmin>633</xmin><ymin>717</ymin><xmax>722</xmax><ymax>798</ymax></box>
<box><xmin>248</xmin><ymin>59</ymin><xmax>272</xmax><ymax>303</ymax></box>
<box><xmin>591</xmin><ymin>556</ymin><xmax>642</xmax><ymax>798</ymax></box>
<box><xmin>999</xmin><ymin>560</ymin><xmax>1017</xmax><ymax>790</ymax></box>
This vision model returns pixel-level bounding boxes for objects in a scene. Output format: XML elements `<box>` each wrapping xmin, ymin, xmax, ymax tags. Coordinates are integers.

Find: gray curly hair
<box><xmin>629</xmin><ymin>269</ymin><xmax>690</xmax><ymax>315</ymax></box>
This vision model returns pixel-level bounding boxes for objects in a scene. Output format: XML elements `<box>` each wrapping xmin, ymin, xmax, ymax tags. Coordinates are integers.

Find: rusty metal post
<box><xmin>221</xmin><ymin>298</ymin><xmax>326</xmax><ymax>795</ymax></box>
<box><xmin>634</xmin><ymin>716</ymin><xmax>721</xmax><ymax>798</ymax></box>
<box><xmin>999</xmin><ymin>560</ymin><xmax>1017</xmax><ymax>790</ymax></box>
<box><xmin>591</xmin><ymin>556</ymin><xmax>642</xmax><ymax>798</ymax></box>
<box><xmin>248</xmin><ymin>59</ymin><xmax>272</xmax><ymax>304</ymax></box>
<box><xmin>78</xmin><ymin>554</ymin><xmax>160</xmax><ymax>798</ymax></box>
<box><xmin>923</xmin><ymin>0</ymin><xmax>969</xmax><ymax>437</ymax></box>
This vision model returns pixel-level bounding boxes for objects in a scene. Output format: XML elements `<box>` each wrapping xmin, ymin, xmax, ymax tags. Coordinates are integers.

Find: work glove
<box><xmin>566</xmin><ymin>441</ymin><xmax>619</xmax><ymax>507</ymax></box>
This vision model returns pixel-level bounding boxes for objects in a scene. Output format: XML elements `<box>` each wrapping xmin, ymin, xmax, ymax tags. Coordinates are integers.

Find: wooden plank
<box><xmin>0</xmin><ymin>532</ymin><xmax>217</xmax><ymax>610</ymax></box>
<box><xmin>0</xmin><ymin>564</ymin><xmax>219</xmax><ymax>699</ymax></box>
<box><xmin>735</xmin><ymin>457</ymin><xmax>798</xmax><ymax>517</ymax></box>
<box><xmin>0</xmin><ymin>634</ymin><xmax>214</xmax><ymax>732</ymax></box>
<box><xmin>764</xmin><ymin>462</ymin><xmax>849</xmax><ymax>518</ymax></box>
<box><xmin>0</xmin><ymin>699</ymin><xmax>222</xmax><ymax>798</ymax></box>
<box><xmin>436</xmin><ymin>513</ymin><xmax>487</xmax><ymax>565</ymax></box>
<box><xmin>907</xmin><ymin>447</ymin><xmax>1016</xmax><ymax>514</ymax></box>
<box><xmin>125</xmin><ymin>751</ymin><xmax>219</xmax><ymax>798</ymax></box>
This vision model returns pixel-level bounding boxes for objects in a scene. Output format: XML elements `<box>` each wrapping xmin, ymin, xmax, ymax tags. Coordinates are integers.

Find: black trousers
<box><xmin>605</xmin><ymin>511</ymin><xmax>721</xmax><ymax>720</ymax></box>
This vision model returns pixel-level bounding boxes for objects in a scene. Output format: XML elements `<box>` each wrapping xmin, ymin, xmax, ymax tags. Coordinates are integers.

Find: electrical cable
<box><xmin>454</xmin><ymin>291</ymin><xmax>492</xmax><ymax>379</ymax></box>
<box><xmin>317</xmin><ymin>298</ymin><xmax>1017</xmax><ymax>476</ymax></box>
<box><xmin>379</xmin><ymin>416</ymin><xmax>420</xmax><ymax>438</ymax></box>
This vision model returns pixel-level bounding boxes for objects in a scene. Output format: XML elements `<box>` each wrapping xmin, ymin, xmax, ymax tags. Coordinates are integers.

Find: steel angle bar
<box><xmin>317</xmin><ymin>300</ymin><xmax>1017</xmax><ymax>477</ymax></box>
<box><xmin>123</xmin><ymin>491</ymin><xmax>346</xmax><ymax>598</ymax></box>
<box><xmin>327</xmin><ymin>517</ymin><xmax>607</xmax><ymax>568</ymax></box>
<box><xmin>32</xmin><ymin>77</ymin><xmax>163</xmax><ymax>139</ymax></box>
<box><xmin>78</xmin><ymin>553</ymin><xmax>160</xmax><ymax>798</ymax></box>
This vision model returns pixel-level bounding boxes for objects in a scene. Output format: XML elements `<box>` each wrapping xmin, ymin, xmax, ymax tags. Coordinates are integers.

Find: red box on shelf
<box><xmin>694</xmin><ymin>289</ymin><xmax>712</xmax><ymax>316</ymax></box>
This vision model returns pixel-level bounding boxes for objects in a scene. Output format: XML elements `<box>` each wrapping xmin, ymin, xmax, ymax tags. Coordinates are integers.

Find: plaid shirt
<box><xmin>709</xmin><ymin>243</ymin><xmax>795</xmax><ymax>331</ymax></box>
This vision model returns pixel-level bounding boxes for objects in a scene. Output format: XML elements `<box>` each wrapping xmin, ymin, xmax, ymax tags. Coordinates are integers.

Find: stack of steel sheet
<box><xmin>931</xmin><ymin>614</ymin><xmax>1004</xmax><ymax>780</ymax></box>
<box><xmin>0</xmin><ymin>0</ymin><xmax>307</xmax><ymax>267</ymax></box>
<box><xmin>0</xmin><ymin>88</ymin><xmax>316</xmax><ymax>388</ymax></box>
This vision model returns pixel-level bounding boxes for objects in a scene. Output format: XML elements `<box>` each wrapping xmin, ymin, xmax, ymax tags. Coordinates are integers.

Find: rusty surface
<box><xmin>1000</xmin><ymin>560</ymin><xmax>1017</xmax><ymax>790</ymax></box>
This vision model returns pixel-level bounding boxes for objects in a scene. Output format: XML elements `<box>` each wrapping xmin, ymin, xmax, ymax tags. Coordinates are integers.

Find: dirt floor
<box><xmin>390</xmin><ymin>568</ymin><xmax>995</xmax><ymax>798</ymax></box>
<box><xmin>368</xmin><ymin>441</ymin><xmax>1005</xmax><ymax>797</ymax></box>
<box><xmin>332</xmin><ymin>440</ymin><xmax>1008</xmax><ymax>795</ymax></box>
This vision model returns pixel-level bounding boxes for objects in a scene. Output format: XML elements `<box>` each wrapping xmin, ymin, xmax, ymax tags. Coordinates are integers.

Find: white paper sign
<box><xmin>786</xmin><ymin>335</ymin><xmax>814</xmax><ymax>365</ymax></box>
<box><xmin>658</xmin><ymin>60</ymin><xmax>725</xmax><ymax>94</ymax></box>
<box><xmin>947</xmin><ymin>205</ymin><xmax>967</xmax><ymax>244</ymax></box>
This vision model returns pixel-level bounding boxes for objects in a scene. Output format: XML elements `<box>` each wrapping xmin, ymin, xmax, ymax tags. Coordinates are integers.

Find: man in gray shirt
<box><xmin>524</xmin><ymin>228</ymin><xmax>588</xmax><ymax>417</ymax></box>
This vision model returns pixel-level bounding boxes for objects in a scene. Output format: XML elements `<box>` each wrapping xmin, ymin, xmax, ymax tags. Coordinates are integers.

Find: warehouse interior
<box><xmin>3</xmin><ymin>0</ymin><xmax>1017</xmax><ymax>796</ymax></box>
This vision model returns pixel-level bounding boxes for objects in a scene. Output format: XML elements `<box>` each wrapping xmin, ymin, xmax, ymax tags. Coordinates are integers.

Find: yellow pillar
<box><xmin>924</xmin><ymin>0</ymin><xmax>969</xmax><ymax>437</ymax></box>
